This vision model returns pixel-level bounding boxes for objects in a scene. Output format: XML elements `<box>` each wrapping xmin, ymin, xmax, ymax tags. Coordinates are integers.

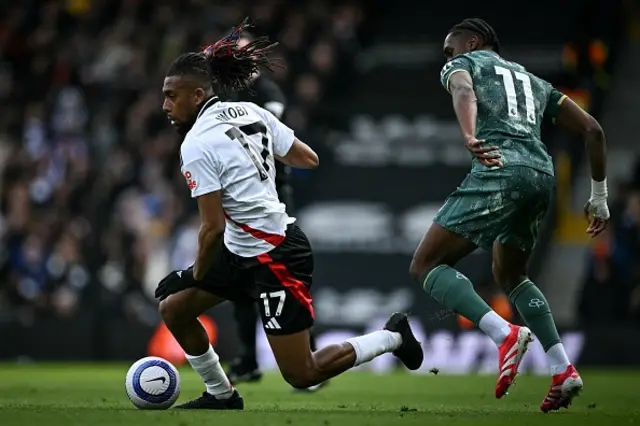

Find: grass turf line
<box><xmin>0</xmin><ymin>364</ymin><xmax>638</xmax><ymax>426</ymax></box>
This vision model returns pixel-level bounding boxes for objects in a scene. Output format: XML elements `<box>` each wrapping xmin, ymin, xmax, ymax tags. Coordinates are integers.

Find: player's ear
<box><xmin>467</xmin><ymin>34</ymin><xmax>480</xmax><ymax>51</ymax></box>
<box><xmin>193</xmin><ymin>87</ymin><xmax>207</xmax><ymax>105</ymax></box>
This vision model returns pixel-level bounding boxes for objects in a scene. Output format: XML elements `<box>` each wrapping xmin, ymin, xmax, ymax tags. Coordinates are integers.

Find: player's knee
<box><xmin>409</xmin><ymin>259</ymin><xmax>439</xmax><ymax>282</ymax></box>
<box><xmin>409</xmin><ymin>260</ymin><xmax>421</xmax><ymax>281</ymax></box>
<box><xmin>282</xmin><ymin>373</ymin><xmax>309</xmax><ymax>389</ymax></box>
<box><xmin>409</xmin><ymin>259</ymin><xmax>426</xmax><ymax>281</ymax></box>
<box><xmin>280</xmin><ymin>369</ymin><xmax>317</xmax><ymax>389</ymax></box>
<box><xmin>158</xmin><ymin>298</ymin><xmax>175</xmax><ymax>325</ymax></box>
<box><xmin>278</xmin><ymin>359</ymin><xmax>322</xmax><ymax>389</ymax></box>
<box><xmin>159</xmin><ymin>296</ymin><xmax>188</xmax><ymax>328</ymax></box>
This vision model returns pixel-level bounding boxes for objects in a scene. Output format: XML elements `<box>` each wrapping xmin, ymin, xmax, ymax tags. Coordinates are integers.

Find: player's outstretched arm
<box><xmin>554</xmin><ymin>97</ymin><xmax>609</xmax><ymax>236</ymax></box>
<box><xmin>276</xmin><ymin>138</ymin><xmax>319</xmax><ymax>169</ymax></box>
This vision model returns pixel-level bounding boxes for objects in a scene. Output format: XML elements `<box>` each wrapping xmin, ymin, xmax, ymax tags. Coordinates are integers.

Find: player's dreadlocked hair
<box><xmin>449</xmin><ymin>18</ymin><xmax>501</xmax><ymax>54</ymax></box>
<box><xmin>166</xmin><ymin>18</ymin><xmax>279</xmax><ymax>94</ymax></box>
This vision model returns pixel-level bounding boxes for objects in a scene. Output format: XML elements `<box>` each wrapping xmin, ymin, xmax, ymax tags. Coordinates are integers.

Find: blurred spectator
<box><xmin>0</xmin><ymin>0</ymin><xmax>367</xmax><ymax>324</ymax></box>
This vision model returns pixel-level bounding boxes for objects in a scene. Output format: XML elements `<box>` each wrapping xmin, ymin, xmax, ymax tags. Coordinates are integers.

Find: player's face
<box><xmin>162</xmin><ymin>76</ymin><xmax>206</xmax><ymax>136</ymax></box>
<box><xmin>443</xmin><ymin>33</ymin><xmax>478</xmax><ymax>60</ymax></box>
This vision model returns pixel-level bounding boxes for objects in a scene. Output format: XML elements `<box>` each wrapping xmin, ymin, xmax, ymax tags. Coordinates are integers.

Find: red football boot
<box><xmin>495</xmin><ymin>325</ymin><xmax>533</xmax><ymax>399</ymax></box>
<box><xmin>540</xmin><ymin>365</ymin><xmax>583</xmax><ymax>413</ymax></box>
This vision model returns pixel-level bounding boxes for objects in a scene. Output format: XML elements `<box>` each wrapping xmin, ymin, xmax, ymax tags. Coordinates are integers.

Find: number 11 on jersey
<box><xmin>494</xmin><ymin>65</ymin><xmax>536</xmax><ymax>124</ymax></box>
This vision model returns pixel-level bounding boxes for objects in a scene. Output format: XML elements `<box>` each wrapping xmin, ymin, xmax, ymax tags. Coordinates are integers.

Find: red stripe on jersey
<box><xmin>256</xmin><ymin>253</ymin><xmax>315</xmax><ymax>319</ymax></box>
<box><xmin>224</xmin><ymin>212</ymin><xmax>285</xmax><ymax>247</ymax></box>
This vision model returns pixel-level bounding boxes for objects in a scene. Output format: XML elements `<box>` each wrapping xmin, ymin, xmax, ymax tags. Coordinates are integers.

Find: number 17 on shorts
<box><xmin>260</xmin><ymin>290</ymin><xmax>286</xmax><ymax>330</ymax></box>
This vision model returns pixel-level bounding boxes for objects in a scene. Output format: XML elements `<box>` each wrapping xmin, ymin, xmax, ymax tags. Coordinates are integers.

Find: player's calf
<box><xmin>493</xmin><ymin>245</ymin><xmax>574</xmax><ymax>399</ymax></box>
<box><xmin>160</xmin><ymin>303</ymin><xmax>207</xmax><ymax>357</ymax></box>
<box><xmin>158</xmin><ymin>288</ymin><xmax>240</xmax><ymax>409</ymax></box>
<box><xmin>499</xmin><ymin>276</ymin><xmax>572</xmax><ymax>382</ymax></box>
<box><xmin>276</xmin><ymin>341</ymin><xmax>354</xmax><ymax>389</ymax></box>
<box><xmin>493</xmin><ymin>242</ymin><xmax>570</xmax><ymax>370</ymax></box>
<box><xmin>410</xmin><ymin>224</ymin><xmax>508</xmax><ymax>343</ymax></box>
<box><xmin>267</xmin><ymin>313</ymin><xmax>424</xmax><ymax>389</ymax></box>
<box><xmin>412</xmin><ymin>231</ymin><xmax>537</xmax><ymax>398</ymax></box>
<box><xmin>268</xmin><ymin>330</ymin><xmax>356</xmax><ymax>389</ymax></box>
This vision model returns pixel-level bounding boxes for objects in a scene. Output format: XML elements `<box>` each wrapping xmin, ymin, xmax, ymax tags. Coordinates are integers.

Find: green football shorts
<box><xmin>433</xmin><ymin>166</ymin><xmax>555</xmax><ymax>252</ymax></box>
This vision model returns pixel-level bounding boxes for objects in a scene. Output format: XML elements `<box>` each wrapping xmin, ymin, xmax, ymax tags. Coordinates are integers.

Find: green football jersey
<box><xmin>440</xmin><ymin>50</ymin><xmax>566</xmax><ymax>176</ymax></box>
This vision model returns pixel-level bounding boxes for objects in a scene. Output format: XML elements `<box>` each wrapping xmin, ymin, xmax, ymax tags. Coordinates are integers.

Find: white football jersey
<box><xmin>180</xmin><ymin>97</ymin><xmax>295</xmax><ymax>257</ymax></box>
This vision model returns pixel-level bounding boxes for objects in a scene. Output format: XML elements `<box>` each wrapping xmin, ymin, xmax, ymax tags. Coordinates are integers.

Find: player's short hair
<box><xmin>449</xmin><ymin>18</ymin><xmax>501</xmax><ymax>54</ymax></box>
<box><xmin>166</xmin><ymin>18</ymin><xmax>279</xmax><ymax>94</ymax></box>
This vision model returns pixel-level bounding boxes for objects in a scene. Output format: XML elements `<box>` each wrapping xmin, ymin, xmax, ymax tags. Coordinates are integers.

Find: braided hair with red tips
<box><xmin>166</xmin><ymin>18</ymin><xmax>280</xmax><ymax>94</ymax></box>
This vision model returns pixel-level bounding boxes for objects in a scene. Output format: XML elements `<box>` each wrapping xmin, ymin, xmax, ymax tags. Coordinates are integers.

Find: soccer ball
<box><xmin>125</xmin><ymin>356</ymin><xmax>181</xmax><ymax>409</ymax></box>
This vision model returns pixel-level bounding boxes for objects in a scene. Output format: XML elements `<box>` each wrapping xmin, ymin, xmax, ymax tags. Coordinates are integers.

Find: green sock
<box><xmin>421</xmin><ymin>265</ymin><xmax>492</xmax><ymax>326</ymax></box>
<box><xmin>507</xmin><ymin>279</ymin><xmax>561</xmax><ymax>351</ymax></box>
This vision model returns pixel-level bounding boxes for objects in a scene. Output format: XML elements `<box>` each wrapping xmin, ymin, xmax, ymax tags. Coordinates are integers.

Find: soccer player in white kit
<box><xmin>154</xmin><ymin>19</ymin><xmax>424</xmax><ymax>410</ymax></box>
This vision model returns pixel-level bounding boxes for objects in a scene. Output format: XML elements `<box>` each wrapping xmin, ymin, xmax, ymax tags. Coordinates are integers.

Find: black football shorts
<box><xmin>172</xmin><ymin>223</ymin><xmax>315</xmax><ymax>335</ymax></box>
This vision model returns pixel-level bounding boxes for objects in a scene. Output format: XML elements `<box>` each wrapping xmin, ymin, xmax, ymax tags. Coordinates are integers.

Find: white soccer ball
<box><xmin>125</xmin><ymin>356</ymin><xmax>181</xmax><ymax>410</ymax></box>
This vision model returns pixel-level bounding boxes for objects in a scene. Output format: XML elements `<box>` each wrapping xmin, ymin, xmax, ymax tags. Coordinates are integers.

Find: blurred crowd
<box><xmin>1</xmin><ymin>0</ymin><xmax>635</xmax><ymax>332</ymax></box>
<box><xmin>579</xmin><ymin>158</ymin><xmax>640</xmax><ymax>324</ymax></box>
<box><xmin>0</xmin><ymin>0</ymin><xmax>365</xmax><ymax>324</ymax></box>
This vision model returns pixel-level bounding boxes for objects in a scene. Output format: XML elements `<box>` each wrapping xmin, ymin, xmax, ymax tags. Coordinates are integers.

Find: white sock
<box><xmin>478</xmin><ymin>311</ymin><xmax>512</xmax><ymax>345</ymax></box>
<box><xmin>345</xmin><ymin>330</ymin><xmax>403</xmax><ymax>367</ymax></box>
<box><xmin>546</xmin><ymin>343</ymin><xmax>571</xmax><ymax>375</ymax></box>
<box><xmin>186</xmin><ymin>345</ymin><xmax>234</xmax><ymax>398</ymax></box>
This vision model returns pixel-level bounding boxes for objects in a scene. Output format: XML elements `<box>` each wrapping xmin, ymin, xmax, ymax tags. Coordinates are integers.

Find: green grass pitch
<box><xmin>0</xmin><ymin>364</ymin><xmax>638</xmax><ymax>425</ymax></box>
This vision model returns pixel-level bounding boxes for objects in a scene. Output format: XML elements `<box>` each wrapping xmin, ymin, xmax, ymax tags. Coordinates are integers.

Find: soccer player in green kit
<box><xmin>409</xmin><ymin>18</ymin><xmax>610</xmax><ymax>412</ymax></box>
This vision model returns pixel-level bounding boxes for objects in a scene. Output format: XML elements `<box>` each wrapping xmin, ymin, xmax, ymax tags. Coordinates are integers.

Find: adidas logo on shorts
<box><xmin>264</xmin><ymin>318</ymin><xmax>282</xmax><ymax>330</ymax></box>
